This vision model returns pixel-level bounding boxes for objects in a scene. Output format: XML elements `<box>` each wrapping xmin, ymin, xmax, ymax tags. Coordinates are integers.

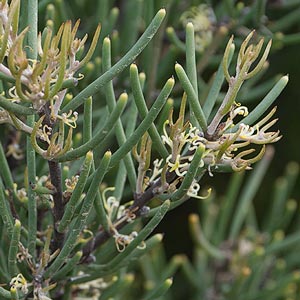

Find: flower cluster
<box><xmin>102</xmin><ymin>187</ymin><xmax>145</xmax><ymax>252</ymax></box>
<box><xmin>152</xmin><ymin>31</ymin><xmax>281</xmax><ymax>193</ymax></box>
<box><xmin>0</xmin><ymin>0</ymin><xmax>100</xmax><ymax>117</ymax></box>
<box><xmin>159</xmin><ymin>104</ymin><xmax>280</xmax><ymax>177</ymax></box>
<box><xmin>30</xmin><ymin>115</ymin><xmax>73</xmax><ymax>159</ymax></box>
<box><xmin>141</xmin><ymin>33</ymin><xmax>281</xmax><ymax>204</ymax></box>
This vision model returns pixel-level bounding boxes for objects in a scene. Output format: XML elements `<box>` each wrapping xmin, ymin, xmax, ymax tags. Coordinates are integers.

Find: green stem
<box><xmin>8</xmin><ymin>219</ymin><xmax>21</xmax><ymax>277</ymax></box>
<box><xmin>109</xmin><ymin>78</ymin><xmax>174</xmax><ymax>169</ymax></box>
<box><xmin>54</xmin><ymin>0</ymin><xmax>69</xmax><ymax>21</ymax></box>
<box><xmin>143</xmin><ymin>278</ymin><xmax>173</xmax><ymax>300</ymax></box>
<box><xmin>44</xmin><ymin>151</ymin><xmax>111</xmax><ymax>278</ymax></box>
<box><xmin>82</xmin><ymin>96</ymin><xmax>105</xmax><ymax>223</ymax></box>
<box><xmin>232</xmin><ymin>75</ymin><xmax>288</xmax><ymax>130</ymax></box>
<box><xmin>27</xmin><ymin>115</ymin><xmax>37</xmax><ymax>258</ymax></box>
<box><xmin>0</xmin><ymin>95</ymin><xmax>35</xmax><ymax>115</ymax></box>
<box><xmin>0</xmin><ymin>287</ymin><xmax>10</xmax><ymax>299</ymax></box>
<box><xmin>171</xmin><ymin>146</ymin><xmax>205</xmax><ymax>201</ymax></box>
<box><xmin>186</xmin><ymin>22</ymin><xmax>198</xmax><ymax>125</ymax></box>
<box><xmin>157</xmin><ymin>98</ymin><xmax>173</xmax><ymax>134</ymax></box>
<box><xmin>214</xmin><ymin>171</ymin><xmax>245</xmax><ymax>244</ymax></box>
<box><xmin>240</xmin><ymin>77</ymin><xmax>278</xmax><ymax>104</ymax></box>
<box><xmin>102</xmin><ymin>37</ymin><xmax>137</xmax><ymax>190</ymax></box>
<box><xmin>58</xmin><ymin>94</ymin><xmax>127</xmax><ymax>162</ymax></box>
<box><xmin>254</xmin><ymin>0</ymin><xmax>267</xmax><ymax>25</ymax></box>
<box><xmin>0</xmin><ymin>185</ymin><xmax>14</xmax><ymax>239</ymax></box>
<box><xmin>175</xmin><ymin>63</ymin><xmax>207</xmax><ymax>131</ymax></box>
<box><xmin>98</xmin><ymin>273</ymin><xmax>134</xmax><ymax>300</ymax></box>
<box><xmin>62</xmin><ymin>9</ymin><xmax>166</xmax><ymax>113</ymax></box>
<box><xmin>269</xmin><ymin>6</ymin><xmax>300</xmax><ymax>32</ymax></box>
<box><xmin>264</xmin><ymin>178</ymin><xmax>289</xmax><ymax>232</ymax></box>
<box><xmin>74</xmin><ymin>200</ymin><xmax>170</xmax><ymax>282</ymax></box>
<box><xmin>166</xmin><ymin>27</ymin><xmax>185</xmax><ymax>52</ymax></box>
<box><xmin>0</xmin><ymin>142</ymin><xmax>15</xmax><ymax>192</ymax></box>
<box><xmin>265</xmin><ymin>231</ymin><xmax>300</xmax><ymax>255</ymax></box>
<box><xmin>265</xmin><ymin>162</ymin><xmax>299</xmax><ymax>231</ymax></box>
<box><xmin>98</xmin><ymin>7</ymin><xmax>119</xmax><ymax>43</ymax></box>
<box><xmin>57</xmin><ymin>152</ymin><xmax>93</xmax><ymax>233</ymax></box>
<box><xmin>229</xmin><ymin>147</ymin><xmax>273</xmax><ymax>239</ymax></box>
<box><xmin>10</xmin><ymin>288</ymin><xmax>19</xmax><ymax>300</ymax></box>
<box><xmin>181</xmin><ymin>257</ymin><xmax>200</xmax><ymax>289</ymax></box>
<box><xmin>279</xmin><ymin>199</ymin><xmax>297</xmax><ymax>230</ymax></box>
<box><xmin>83</xmin><ymin>97</ymin><xmax>93</xmax><ymax>144</ymax></box>
<box><xmin>243</xmin><ymin>271</ymin><xmax>300</xmax><ymax>300</ymax></box>
<box><xmin>203</xmin><ymin>46</ymin><xmax>234</xmax><ymax>119</ymax></box>
<box><xmin>96</xmin><ymin>0</ymin><xmax>109</xmax><ymax>24</ymax></box>
<box><xmin>52</xmin><ymin>251</ymin><xmax>82</xmax><ymax>281</ymax></box>
<box><xmin>122</xmin><ymin>233</ymin><xmax>163</xmax><ymax>267</ymax></box>
<box><xmin>27</xmin><ymin>0</ymin><xmax>38</xmax><ymax>59</ymax></box>
<box><xmin>101</xmin><ymin>200</ymin><xmax>170</xmax><ymax>271</ymax></box>
<box><xmin>130</xmin><ymin>64</ymin><xmax>169</xmax><ymax>159</ymax></box>
<box><xmin>26</xmin><ymin>0</ymin><xmax>38</xmax><ymax>260</ymax></box>
<box><xmin>144</xmin><ymin>0</ymin><xmax>171</xmax><ymax>104</ymax></box>
<box><xmin>185</xmin><ymin>24</ymin><xmax>198</xmax><ymax>93</ymax></box>
<box><xmin>161</xmin><ymin>255</ymin><xmax>185</xmax><ymax>280</ymax></box>
<box><xmin>113</xmin><ymin>98</ymin><xmax>139</xmax><ymax>204</ymax></box>
<box><xmin>120</xmin><ymin>0</ymin><xmax>143</xmax><ymax>53</ymax></box>
<box><xmin>189</xmin><ymin>214</ymin><xmax>226</xmax><ymax>260</ymax></box>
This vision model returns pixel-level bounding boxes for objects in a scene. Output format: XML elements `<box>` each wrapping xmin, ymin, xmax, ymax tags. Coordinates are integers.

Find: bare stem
<box><xmin>48</xmin><ymin>160</ymin><xmax>65</xmax><ymax>252</ymax></box>
<box><xmin>40</xmin><ymin>104</ymin><xmax>65</xmax><ymax>252</ymax></box>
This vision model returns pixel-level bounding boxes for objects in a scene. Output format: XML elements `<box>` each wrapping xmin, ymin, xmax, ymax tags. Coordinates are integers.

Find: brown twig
<box><xmin>39</xmin><ymin>104</ymin><xmax>65</xmax><ymax>252</ymax></box>
<box><xmin>48</xmin><ymin>160</ymin><xmax>65</xmax><ymax>252</ymax></box>
<box><xmin>80</xmin><ymin>170</ymin><xmax>177</xmax><ymax>262</ymax></box>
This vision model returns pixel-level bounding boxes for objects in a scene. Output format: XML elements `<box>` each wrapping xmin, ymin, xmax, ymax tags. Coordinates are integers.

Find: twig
<box><xmin>40</xmin><ymin>103</ymin><xmax>65</xmax><ymax>252</ymax></box>
<box><xmin>48</xmin><ymin>160</ymin><xmax>65</xmax><ymax>252</ymax></box>
<box><xmin>81</xmin><ymin>170</ymin><xmax>177</xmax><ymax>262</ymax></box>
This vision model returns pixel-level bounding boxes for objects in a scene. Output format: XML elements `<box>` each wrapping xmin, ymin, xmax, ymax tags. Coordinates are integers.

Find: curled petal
<box><xmin>30</xmin><ymin>115</ymin><xmax>47</xmax><ymax>157</ymax></box>
<box><xmin>246</xmin><ymin>145</ymin><xmax>266</xmax><ymax>164</ymax></box>
<box><xmin>187</xmin><ymin>181</ymin><xmax>212</xmax><ymax>200</ymax></box>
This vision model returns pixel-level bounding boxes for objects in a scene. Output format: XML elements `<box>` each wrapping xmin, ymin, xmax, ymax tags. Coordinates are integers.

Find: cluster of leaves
<box><xmin>0</xmin><ymin>0</ymin><xmax>299</xmax><ymax>299</ymax></box>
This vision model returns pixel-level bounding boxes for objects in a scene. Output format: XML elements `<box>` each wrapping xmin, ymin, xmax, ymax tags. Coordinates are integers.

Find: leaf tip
<box><xmin>189</xmin><ymin>213</ymin><xmax>199</xmax><ymax>224</ymax></box>
<box><xmin>130</xmin><ymin>63</ymin><xmax>138</xmax><ymax>72</ymax></box>
<box><xmin>111</xmin><ymin>7</ymin><xmax>120</xmax><ymax>16</ymax></box>
<box><xmin>282</xmin><ymin>74</ymin><xmax>289</xmax><ymax>83</ymax></box>
<box><xmin>167</xmin><ymin>77</ymin><xmax>175</xmax><ymax>87</ymax></box>
<box><xmin>14</xmin><ymin>218</ymin><xmax>21</xmax><ymax>227</ymax></box>
<box><xmin>86</xmin><ymin>150</ymin><xmax>93</xmax><ymax>160</ymax></box>
<box><xmin>186</xmin><ymin>22</ymin><xmax>194</xmax><ymax>31</ymax></box>
<box><xmin>165</xmin><ymin>277</ymin><xmax>173</xmax><ymax>286</ymax></box>
<box><xmin>158</xmin><ymin>8</ymin><xmax>166</xmax><ymax>18</ymax></box>
<box><xmin>119</xmin><ymin>92</ymin><xmax>128</xmax><ymax>103</ymax></box>
<box><xmin>139</xmin><ymin>72</ymin><xmax>146</xmax><ymax>82</ymax></box>
<box><xmin>103</xmin><ymin>36</ymin><xmax>111</xmax><ymax>45</ymax></box>
<box><xmin>105</xmin><ymin>150</ymin><xmax>112</xmax><ymax>158</ymax></box>
<box><xmin>166</xmin><ymin>26</ymin><xmax>173</xmax><ymax>34</ymax></box>
<box><xmin>155</xmin><ymin>233</ymin><xmax>164</xmax><ymax>242</ymax></box>
<box><xmin>174</xmin><ymin>62</ymin><xmax>181</xmax><ymax>70</ymax></box>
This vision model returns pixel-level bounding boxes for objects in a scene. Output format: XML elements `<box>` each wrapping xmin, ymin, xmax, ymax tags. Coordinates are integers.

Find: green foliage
<box><xmin>181</xmin><ymin>155</ymin><xmax>300</xmax><ymax>300</ymax></box>
<box><xmin>0</xmin><ymin>0</ymin><xmax>299</xmax><ymax>299</ymax></box>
